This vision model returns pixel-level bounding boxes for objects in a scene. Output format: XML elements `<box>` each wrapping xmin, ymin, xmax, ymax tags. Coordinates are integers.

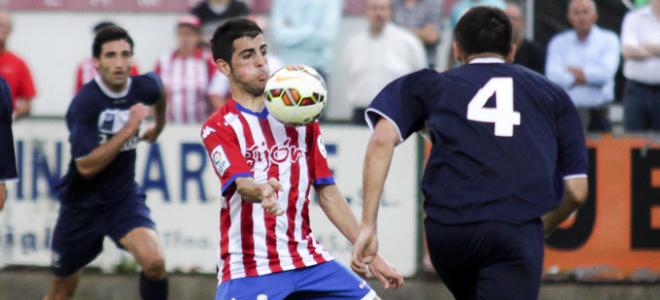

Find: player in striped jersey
<box><xmin>201</xmin><ymin>19</ymin><xmax>403</xmax><ymax>300</ymax></box>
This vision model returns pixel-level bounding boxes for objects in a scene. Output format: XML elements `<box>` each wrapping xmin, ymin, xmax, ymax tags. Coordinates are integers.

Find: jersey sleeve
<box><xmin>307</xmin><ymin>121</ymin><xmax>335</xmax><ymax>186</ymax></box>
<box><xmin>135</xmin><ymin>72</ymin><xmax>164</xmax><ymax>105</ymax></box>
<box><xmin>0</xmin><ymin>78</ymin><xmax>17</xmax><ymax>182</ymax></box>
<box><xmin>554</xmin><ymin>87</ymin><xmax>588</xmax><ymax>178</ymax></box>
<box><xmin>17</xmin><ymin>59</ymin><xmax>36</xmax><ymax>100</ymax></box>
<box><xmin>201</xmin><ymin>119</ymin><xmax>253</xmax><ymax>195</ymax></box>
<box><xmin>67</xmin><ymin>95</ymin><xmax>101</xmax><ymax>160</ymax></box>
<box><xmin>365</xmin><ymin>70</ymin><xmax>427</xmax><ymax>142</ymax></box>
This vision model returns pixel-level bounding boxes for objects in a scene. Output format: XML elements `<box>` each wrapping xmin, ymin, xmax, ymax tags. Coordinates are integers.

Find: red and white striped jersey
<box><xmin>155</xmin><ymin>48</ymin><xmax>219</xmax><ymax>124</ymax></box>
<box><xmin>74</xmin><ymin>57</ymin><xmax>139</xmax><ymax>92</ymax></box>
<box><xmin>201</xmin><ymin>99</ymin><xmax>334</xmax><ymax>283</ymax></box>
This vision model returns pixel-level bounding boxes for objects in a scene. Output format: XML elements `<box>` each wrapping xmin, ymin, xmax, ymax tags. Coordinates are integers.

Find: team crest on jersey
<box><xmin>201</xmin><ymin>126</ymin><xmax>216</xmax><ymax>140</ymax></box>
<box><xmin>246</xmin><ymin>138</ymin><xmax>304</xmax><ymax>172</ymax></box>
<box><xmin>212</xmin><ymin>145</ymin><xmax>231</xmax><ymax>176</ymax></box>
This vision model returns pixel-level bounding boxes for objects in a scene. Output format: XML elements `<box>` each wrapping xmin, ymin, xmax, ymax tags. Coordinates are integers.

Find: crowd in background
<box><xmin>0</xmin><ymin>0</ymin><xmax>659</xmax><ymax>132</ymax></box>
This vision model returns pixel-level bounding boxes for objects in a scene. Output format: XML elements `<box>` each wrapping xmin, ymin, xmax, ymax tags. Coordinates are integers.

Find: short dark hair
<box><xmin>92</xmin><ymin>21</ymin><xmax>116</xmax><ymax>34</ymax></box>
<box><xmin>210</xmin><ymin>18</ymin><xmax>263</xmax><ymax>64</ymax></box>
<box><xmin>92</xmin><ymin>26</ymin><xmax>134</xmax><ymax>58</ymax></box>
<box><xmin>453</xmin><ymin>6</ymin><xmax>512</xmax><ymax>57</ymax></box>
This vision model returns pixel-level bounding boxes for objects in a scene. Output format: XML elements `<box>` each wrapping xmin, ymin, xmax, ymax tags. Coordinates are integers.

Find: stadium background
<box><xmin>2</xmin><ymin>0</ymin><xmax>660</xmax><ymax>299</ymax></box>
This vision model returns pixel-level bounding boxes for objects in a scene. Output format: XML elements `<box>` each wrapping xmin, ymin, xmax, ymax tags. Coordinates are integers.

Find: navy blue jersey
<box><xmin>56</xmin><ymin>73</ymin><xmax>162</xmax><ymax>207</ymax></box>
<box><xmin>367</xmin><ymin>59</ymin><xmax>588</xmax><ymax>225</ymax></box>
<box><xmin>0</xmin><ymin>76</ymin><xmax>17</xmax><ymax>183</ymax></box>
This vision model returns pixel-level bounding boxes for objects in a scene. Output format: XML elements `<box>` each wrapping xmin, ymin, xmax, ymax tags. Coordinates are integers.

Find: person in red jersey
<box><xmin>201</xmin><ymin>19</ymin><xmax>403</xmax><ymax>300</ymax></box>
<box><xmin>0</xmin><ymin>10</ymin><xmax>36</xmax><ymax>118</ymax></box>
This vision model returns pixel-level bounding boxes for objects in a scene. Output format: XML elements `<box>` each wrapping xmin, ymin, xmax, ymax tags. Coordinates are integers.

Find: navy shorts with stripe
<box><xmin>425</xmin><ymin>217</ymin><xmax>544</xmax><ymax>300</ymax></box>
<box><xmin>215</xmin><ymin>260</ymin><xmax>376</xmax><ymax>300</ymax></box>
<box><xmin>50</xmin><ymin>192</ymin><xmax>155</xmax><ymax>277</ymax></box>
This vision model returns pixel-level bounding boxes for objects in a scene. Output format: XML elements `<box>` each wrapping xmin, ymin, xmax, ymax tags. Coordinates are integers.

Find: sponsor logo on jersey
<box><xmin>224</xmin><ymin>113</ymin><xmax>239</xmax><ymax>126</ymax></box>
<box><xmin>201</xmin><ymin>126</ymin><xmax>216</xmax><ymax>140</ymax></box>
<box><xmin>101</xmin><ymin>113</ymin><xmax>115</xmax><ymax>131</ymax></box>
<box><xmin>246</xmin><ymin>138</ymin><xmax>304</xmax><ymax>172</ymax></box>
<box><xmin>212</xmin><ymin>145</ymin><xmax>231</xmax><ymax>176</ymax></box>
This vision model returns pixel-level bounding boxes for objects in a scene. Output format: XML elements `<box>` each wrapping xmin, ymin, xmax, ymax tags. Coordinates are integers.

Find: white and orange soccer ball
<box><xmin>264</xmin><ymin>65</ymin><xmax>327</xmax><ymax>125</ymax></box>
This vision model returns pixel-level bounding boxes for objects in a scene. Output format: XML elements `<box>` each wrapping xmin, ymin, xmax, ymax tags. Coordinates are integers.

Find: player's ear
<box><xmin>506</xmin><ymin>44</ymin><xmax>517</xmax><ymax>63</ymax></box>
<box><xmin>452</xmin><ymin>41</ymin><xmax>464</xmax><ymax>64</ymax></box>
<box><xmin>216</xmin><ymin>59</ymin><xmax>232</xmax><ymax>76</ymax></box>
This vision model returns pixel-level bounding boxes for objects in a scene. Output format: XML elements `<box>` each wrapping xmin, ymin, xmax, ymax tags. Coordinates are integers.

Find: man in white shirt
<box><xmin>339</xmin><ymin>0</ymin><xmax>427</xmax><ymax>125</ymax></box>
<box><xmin>621</xmin><ymin>0</ymin><xmax>660</xmax><ymax>131</ymax></box>
<box><xmin>546</xmin><ymin>0</ymin><xmax>620</xmax><ymax>132</ymax></box>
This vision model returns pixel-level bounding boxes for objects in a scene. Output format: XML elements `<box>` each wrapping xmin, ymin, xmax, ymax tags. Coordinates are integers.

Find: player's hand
<box><xmin>126</xmin><ymin>103</ymin><xmax>149</xmax><ymax>131</ymax></box>
<box><xmin>139</xmin><ymin>124</ymin><xmax>164</xmax><ymax>143</ymax></box>
<box><xmin>260</xmin><ymin>178</ymin><xmax>284</xmax><ymax>216</ymax></box>
<box><xmin>368</xmin><ymin>254</ymin><xmax>404</xmax><ymax>289</ymax></box>
<box><xmin>351</xmin><ymin>226</ymin><xmax>379</xmax><ymax>275</ymax></box>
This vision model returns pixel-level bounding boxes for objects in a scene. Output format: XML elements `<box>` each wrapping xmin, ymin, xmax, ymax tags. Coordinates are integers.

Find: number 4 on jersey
<box><xmin>467</xmin><ymin>77</ymin><xmax>521</xmax><ymax>137</ymax></box>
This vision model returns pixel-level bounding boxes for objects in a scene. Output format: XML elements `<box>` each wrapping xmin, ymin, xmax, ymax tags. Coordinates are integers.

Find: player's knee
<box><xmin>141</xmin><ymin>256</ymin><xmax>167</xmax><ymax>279</ymax></box>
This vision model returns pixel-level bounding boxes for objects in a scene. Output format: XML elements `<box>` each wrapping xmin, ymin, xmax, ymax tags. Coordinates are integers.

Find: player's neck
<box><xmin>231</xmin><ymin>89</ymin><xmax>265</xmax><ymax>112</ymax></box>
<box><xmin>465</xmin><ymin>53</ymin><xmax>506</xmax><ymax>63</ymax></box>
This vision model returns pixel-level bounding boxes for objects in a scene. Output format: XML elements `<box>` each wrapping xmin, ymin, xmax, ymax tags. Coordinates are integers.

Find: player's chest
<box><xmin>244</xmin><ymin>139</ymin><xmax>309</xmax><ymax>173</ymax></box>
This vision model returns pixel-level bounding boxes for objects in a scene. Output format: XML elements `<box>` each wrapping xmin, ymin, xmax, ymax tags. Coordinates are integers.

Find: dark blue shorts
<box><xmin>50</xmin><ymin>193</ymin><xmax>155</xmax><ymax>277</ymax></box>
<box><xmin>425</xmin><ymin>218</ymin><xmax>544</xmax><ymax>300</ymax></box>
<box><xmin>215</xmin><ymin>261</ymin><xmax>375</xmax><ymax>300</ymax></box>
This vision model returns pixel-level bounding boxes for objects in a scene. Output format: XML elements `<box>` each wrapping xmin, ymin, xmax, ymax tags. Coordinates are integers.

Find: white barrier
<box><xmin>1</xmin><ymin>121</ymin><xmax>419</xmax><ymax>276</ymax></box>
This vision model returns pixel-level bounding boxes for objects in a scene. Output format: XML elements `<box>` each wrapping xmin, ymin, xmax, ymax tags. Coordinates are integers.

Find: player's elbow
<box><xmin>369</xmin><ymin>120</ymin><xmax>399</xmax><ymax>150</ymax></box>
<box><xmin>75</xmin><ymin>161</ymin><xmax>97</xmax><ymax>180</ymax></box>
<box><xmin>565</xmin><ymin>177</ymin><xmax>589</xmax><ymax>206</ymax></box>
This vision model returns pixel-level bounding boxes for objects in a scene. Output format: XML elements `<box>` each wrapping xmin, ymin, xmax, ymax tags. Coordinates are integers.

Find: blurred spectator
<box><xmin>505</xmin><ymin>2</ymin><xmax>545</xmax><ymax>74</ymax></box>
<box><xmin>74</xmin><ymin>21</ymin><xmax>139</xmax><ymax>92</ymax></box>
<box><xmin>0</xmin><ymin>77</ymin><xmax>17</xmax><ymax>211</ymax></box>
<box><xmin>0</xmin><ymin>10</ymin><xmax>35</xmax><ymax>118</ymax></box>
<box><xmin>340</xmin><ymin>0</ymin><xmax>426</xmax><ymax>125</ymax></box>
<box><xmin>546</xmin><ymin>0</ymin><xmax>620</xmax><ymax>132</ymax></box>
<box><xmin>450</xmin><ymin>0</ymin><xmax>506</xmax><ymax>28</ymax></box>
<box><xmin>155</xmin><ymin>15</ymin><xmax>222</xmax><ymax>123</ymax></box>
<box><xmin>621</xmin><ymin>0</ymin><xmax>660</xmax><ymax>131</ymax></box>
<box><xmin>270</xmin><ymin>0</ymin><xmax>342</xmax><ymax>81</ymax></box>
<box><xmin>392</xmin><ymin>0</ymin><xmax>442</xmax><ymax>68</ymax></box>
<box><xmin>191</xmin><ymin>0</ymin><xmax>250</xmax><ymax>42</ymax></box>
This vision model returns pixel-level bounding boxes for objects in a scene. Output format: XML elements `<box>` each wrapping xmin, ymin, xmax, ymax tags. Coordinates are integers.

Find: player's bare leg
<box><xmin>120</xmin><ymin>227</ymin><xmax>168</xmax><ymax>300</ymax></box>
<box><xmin>43</xmin><ymin>271</ymin><xmax>80</xmax><ymax>300</ymax></box>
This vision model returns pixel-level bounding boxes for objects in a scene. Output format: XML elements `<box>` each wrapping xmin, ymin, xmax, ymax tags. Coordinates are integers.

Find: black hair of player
<box><xmin>211</xmin><ymin>18</ymin><xmax>263</xmax><ymax>65</ymax></box>
<box><xmin>92</xmin><ymin>26</ymin><xmax>134</xmax><ymax>59</ymax></box>
<box><xmin>453</xmin><ymin>6</ymin><xmax>512</xmax><ymax>57</ymax></box>
<box><xmin>92</xmin><ymin>21</ymin><xmax>116</xmax><ymax>34</ymax></box>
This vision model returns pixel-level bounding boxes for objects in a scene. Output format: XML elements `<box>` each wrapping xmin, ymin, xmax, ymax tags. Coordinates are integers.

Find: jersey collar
<box><xmin>94</xmin><ymin>75</ymin><xmax>132</xmax><ymax>99</ymax></box>
<box><xmin>468</xmin><ymin>57</ymin><xmax>506</xmax><ymax>64</ymax></box>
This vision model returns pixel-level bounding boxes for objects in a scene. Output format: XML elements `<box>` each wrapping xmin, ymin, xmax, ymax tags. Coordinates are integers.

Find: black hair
<box><xmin>92</xmin><ymin>26</ymin><xmax>134</xmax><ymax>58</ymax></box>
<box><xmin>210</xmin><ymin>18</ymin><xmax>263</xmax><ymax>64</ymax></box>
<box><xmin>453</xmin><ymin>6</ymin><xmax>512</xmax><ymax>57</ymax></box>
<box><xmin>92</xmin><ymin>21</ymin><xmax>116</xmax><ymax>34</ymax></box>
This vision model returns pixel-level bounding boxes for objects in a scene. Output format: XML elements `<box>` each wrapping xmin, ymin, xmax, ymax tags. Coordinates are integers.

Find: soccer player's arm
<box><xmin>542</xmin><ymin>89</ymin><xmax>589</xmax><ymax>236</ymax></box>
<box><xmin>74</xmin><ymin>101</ymin><xmax>148</xmax><ymax>179</ymax></box>
<box><xmin>361</xmin><ymin>72</ymin><xmax>426</xmax><ymax>233</ymax></box>
<box><xmin>200</xmin><ymin>121</ymin><xmax>277</xmax><ymax>206</ymax></box>
<box><xmin>138</xmin><ymin>72</ymin><xmax>166</xmax><ymax>143</ymax></box>
<box><xmin>0</xmin><ymin>79</ymin><xmax>18</xmax><ymax>210</ymax></box>
<box><xmin>352</xmin><ymin>72</ymin><xmax>426</xmax><ymax>271</ymax></box>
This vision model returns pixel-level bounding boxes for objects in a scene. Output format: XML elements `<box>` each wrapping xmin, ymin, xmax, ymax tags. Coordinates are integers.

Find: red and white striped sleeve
<box><xmin>201</xmin><ymin>115</ymin><xmax>252</xmax><ymax>195</ymax></box>
<box><xmin>307</xmin><ymin>121</ymin><xmax>334</xmax><ymax>186</ymax></box>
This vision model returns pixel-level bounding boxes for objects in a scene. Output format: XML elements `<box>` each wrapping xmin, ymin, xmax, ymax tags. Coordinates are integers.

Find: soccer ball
<box><xmin>264</xmin><ymin>65</ymin><xmax>327</xmax><ymax>125</ymax></box>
